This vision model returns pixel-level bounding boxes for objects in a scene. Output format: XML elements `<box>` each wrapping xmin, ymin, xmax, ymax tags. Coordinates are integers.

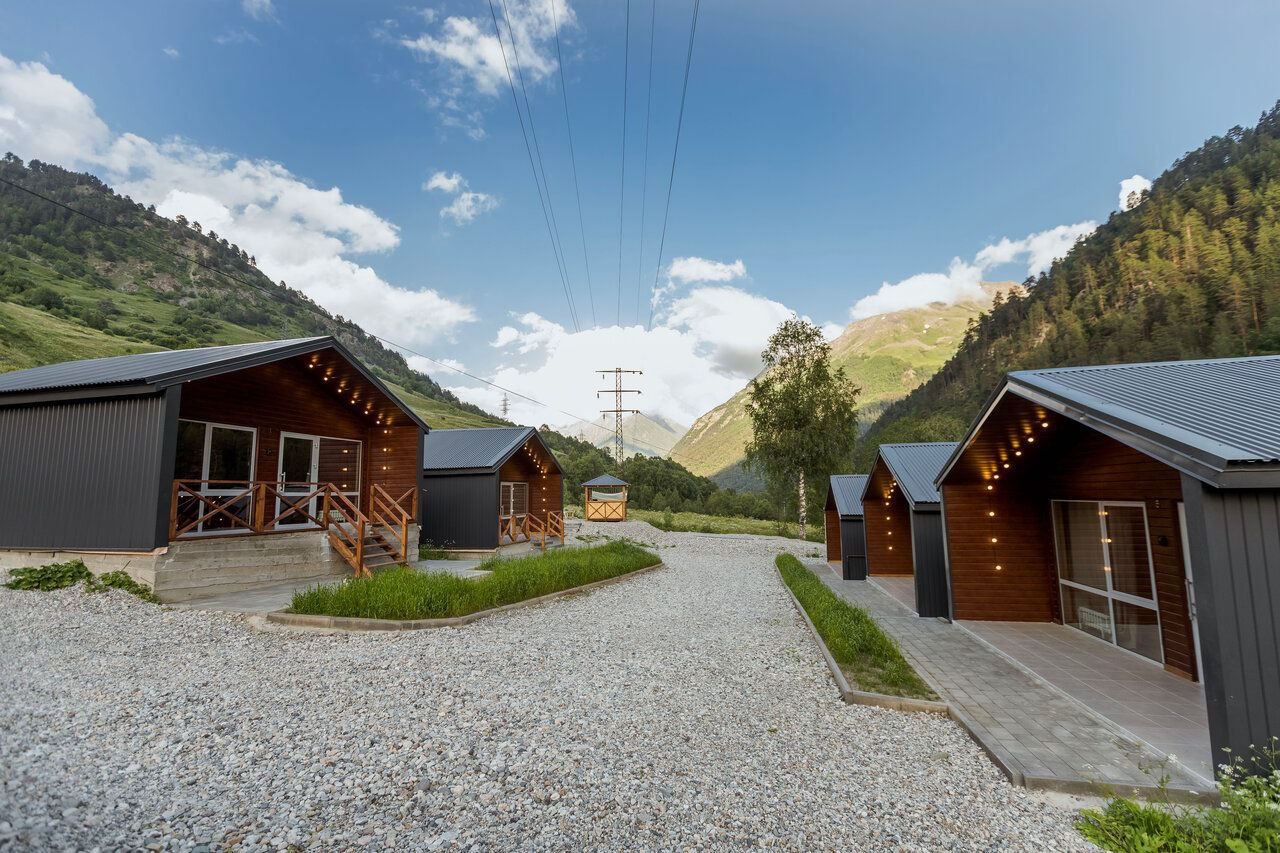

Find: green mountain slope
<box><xmin>856</xmin><ymin>100</ymin><xmax>1280</xmax><ymax>467</ymax></box>
<box><xmin>671</xmin><ymin>285</ymin><xmax>1012</xmax><ymax>488</ymax></box>
<box><xmin>0</xmin><ymin>155</ymin><xmax>500</xmax><ymax>429</ymax></box>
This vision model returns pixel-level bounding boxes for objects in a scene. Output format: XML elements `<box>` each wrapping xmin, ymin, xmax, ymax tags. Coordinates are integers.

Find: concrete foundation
<box><xmin>0</xmin><ymin>524</ymin><xmax>420</xmax><ymax>603</ymax></box>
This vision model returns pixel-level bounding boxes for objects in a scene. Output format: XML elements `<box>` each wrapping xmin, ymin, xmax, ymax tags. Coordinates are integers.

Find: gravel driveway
<box><xmin>0</xmin><ymin>521</ymin><xmax>1093</xmax><ymax>850</ymax></box>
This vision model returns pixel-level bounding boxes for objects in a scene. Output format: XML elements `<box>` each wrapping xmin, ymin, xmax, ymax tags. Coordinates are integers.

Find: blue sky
<box><xmin>3</xmin><ymin>0</ymin><xmax>1280</xmax><ymax>427</ymax></box>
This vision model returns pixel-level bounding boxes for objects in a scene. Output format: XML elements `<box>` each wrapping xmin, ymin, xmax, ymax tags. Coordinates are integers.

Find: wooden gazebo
<box><xmin>582</xmin><ymin>474</ymin><xmax>629</xmax><ymax>521</ymax></box>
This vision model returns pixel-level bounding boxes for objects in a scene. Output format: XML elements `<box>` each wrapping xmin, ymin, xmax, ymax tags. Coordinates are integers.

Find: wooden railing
<box><xmin>170</xmin><ymin>479</ymin><xmax>418</xmax><ymax>577</ymax></box>
<box><xmin>497</xmin><ymin>510</ymin><xmax>567</xmax><ymax>552</ymax></box>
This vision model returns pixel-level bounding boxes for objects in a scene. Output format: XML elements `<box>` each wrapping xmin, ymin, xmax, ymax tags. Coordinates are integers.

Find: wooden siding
<box><xmin>941</xmin><ymin>391</ymin><xmax>1195</xmax><ymax>678</ymax></box>
<box><xmin>825</xmin><ymin>504</ymin><xmax>840</xmax><ymax>562</ymax></box>
<box><xmin>864</xmin><ymin>456</ymin><xmax>914</xmax><ymax>575</ymax></box>
<box><xmin>497</xmin><ymin>436</ymin><xmax>563</xmax><ymax>522</ymax></box>
<box><xmin>178</xmin><ymin>354</ymin><xmax>421</xmax><ymax>515</ymax></box>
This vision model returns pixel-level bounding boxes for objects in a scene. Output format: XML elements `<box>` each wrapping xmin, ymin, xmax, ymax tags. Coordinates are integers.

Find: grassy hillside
<box><xmin>670</xmin><ymin>285</ymin><xmax>1011</xmax><ymax>488</ymax></box>
<box><xmin>856</xmin><ymin>100</ymin><xmax>1280</xmax><ymax>468</ymax></box>
<box><xmin>0</xmin><ymin>156</ymin><xmax>500</xmax><ymax>429</ymax></box>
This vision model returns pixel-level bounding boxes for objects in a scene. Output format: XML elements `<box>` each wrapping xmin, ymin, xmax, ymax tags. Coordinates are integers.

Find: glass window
<box><xmin>1113</xmin><ymin>599</ymin><xmax>1163</xmax><ymax>661</ymax></box>
<box><xmin>1053</xmin><ymin>502</ymin><xmax>1107</xmax><ymax>591</ymax></box>
<box><xmin>1105</xmin><ymin>505</ymin><xmax>1155</xmax><ymax>600</ymax></box>
<box><xmin>1060</xmin><ymin>584</ymin><xmax>1114</xmax><ymax>644</ymax></box>
<box><xmin>174</xmin><ymin>420</ymin><xmax>207</xmax><ymax>481</ymax></box>
<box><xmin>207</xmin><ymin>426</ymin><xmax>254</xmax><ymax>482</ymax></box>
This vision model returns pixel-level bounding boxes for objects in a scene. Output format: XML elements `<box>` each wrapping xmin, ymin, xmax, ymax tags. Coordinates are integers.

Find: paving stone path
<box><xmin>807</xmin><ymin>561</ymin><xmax>1212</xmax><ymax>797</ymax></box>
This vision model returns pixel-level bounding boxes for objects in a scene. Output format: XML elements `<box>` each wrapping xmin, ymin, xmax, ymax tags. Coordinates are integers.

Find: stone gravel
<box><xmin>0</xmin><ymin>520</ymin><xmax>1094</xmax><ymax>850</ymax></box>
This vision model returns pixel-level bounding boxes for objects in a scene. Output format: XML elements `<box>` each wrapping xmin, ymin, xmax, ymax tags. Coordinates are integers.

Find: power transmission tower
<box><xmin>597</xmin><ymin>367</ymin><xmax>642</xmax><ymax>471</ymax></box>
<box><xmin>500</xmin><ymin>392</ymin><xmax>510</xmax><ymax>419</ymax></box>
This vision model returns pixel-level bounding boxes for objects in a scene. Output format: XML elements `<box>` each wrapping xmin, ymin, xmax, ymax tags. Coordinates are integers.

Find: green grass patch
<box><xmin>291</xmin><ymin>540</ymin><xmax>660</xmax><ymax>621</ymax></box>
<box><xmin>1078</xmin><ymin>745</ymin><xmax>1280</xmax><ymax>852</ymax></box>
<box><xmin>5</xmin><ymin>558</ymin><xmax>158</xmax><ymax>602</ymax></box>
<box><xmin>776</xmin><ymin>553</ymin><xmax>935</xmax><ymax>699</ymax></box>
<box><xmin>631</xmin><ymin>508</ymin><xmax>825</xmax><ymax>542</ymax></box>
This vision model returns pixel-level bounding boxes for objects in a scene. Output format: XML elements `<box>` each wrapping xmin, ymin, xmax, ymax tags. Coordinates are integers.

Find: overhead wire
<box><xmin>646</xmin><ymin>0</ymin><xmax>703</xmax><ymax>331</ymax></box>
<box><xmin>487</xmin><ymin>0</ymin><xmax>580</xmax><ymax>331</ymax></box>
<box><xmin>549</xmin><ymin>0</ymin><xmax>597</xmax><ymax>328</ymax></box>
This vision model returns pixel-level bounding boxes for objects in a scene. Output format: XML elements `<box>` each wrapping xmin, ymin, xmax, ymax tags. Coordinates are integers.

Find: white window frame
<box><xmin>1051</xmin><ymin>498</ymin><xmax>1164</xmax><ymax>665</ymax></box>
<box><xmin>500</xmin><ymin>481</ymin><xmax>529</xmax><ymax>520</ymax></box>
<box><xmin>276</xmin><ymin>431</ymin><xmax>363</xmax><ymax>529</ymax></box>
<box><xmin>176</xmin><ymin>419</ymin><xmax>257</xmax><ymax>536</ymax></box>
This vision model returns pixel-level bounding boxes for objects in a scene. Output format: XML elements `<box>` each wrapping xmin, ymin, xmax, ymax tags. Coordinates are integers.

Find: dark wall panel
<box><xmin>0</xmin><ymin>393</ymin><xmax>172</xmax><ymax>551</ymax></box>
<box><xmin>1182</xmin><ymin>476</ymin><xmax>1280</xmax><ymax>772</ymax></box>
<box><xmin>911</xmin><ymin>510</ymin><xmax>949</xmax><ymax>618</ymax></box>
<box><xmin>421</xmin><ymin>473</ymin><xmax>498</xmax><ymax>550</ymax></box>
<box><xmin>840</xmin><ymin>518</ymin><xmax>866</xmax><ymax>580</ymax></box>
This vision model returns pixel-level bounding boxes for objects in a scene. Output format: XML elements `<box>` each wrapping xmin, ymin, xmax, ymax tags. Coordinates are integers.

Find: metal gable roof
<box><xmin>0</xmin><ymin>337</ymin><xmax>327</xmax><ymax>394</ymax></box>
<box><xmin>422</xmin><ymin>426</ymin><xmax>551</xmax><ymax>473</ymax></box>
<box><xmin>1009</xmin><ymin>355</ymin><xmax>1280</xmax><ymax>469</ymax></box>
<box><xmin>877</xmin><ymin>443</ymin><xmax>958</xmax><ymax>508</ymax></box>
<box><xmin>582</xmin><ymin>474</ymin><xmax>629</xmax><ymax>487</ymax></box>
<box><xmin>828</xmin><ymin>474</ymin><xmax>868</xmax><ymax>518</ymax></box>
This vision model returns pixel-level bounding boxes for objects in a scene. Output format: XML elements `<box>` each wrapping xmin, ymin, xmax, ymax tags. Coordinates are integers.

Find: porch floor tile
<box><xmin>805</xmin><ymin>560</ymin><xmax>1215</xmax><ymax>796</ymax></box>
<box><xmin>962</xmin><ymin>620</ymin><xmax>1213</xmax><ymax>781</ymax></box>
<box><xmin>867</xmin><ymin>575</ymin><xmax>916</xmax><ymax>614</ymax></box>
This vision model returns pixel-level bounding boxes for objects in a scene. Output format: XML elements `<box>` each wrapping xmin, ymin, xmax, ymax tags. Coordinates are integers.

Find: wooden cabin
<box><xmin>0</xmin><ymin>337</ymin><xmax>427</xmax><ymax>601</ymax></box>
<box><xmin>936</xmin><ymin>355</ymin><xmax>1280</xmax><ymax>772</ymax></box>
<box><xmin>825</xmin><ymin>474</ymin><xmax>868</xmax><ymax>579</ymax></box>
<box><xmin>420</xmin><ymin>427</ymin><xmax>564</xmax><ymax>551</ymax></box>
<box><xmin>861</xmin><ymin>443</ymin><xmax>956</xmax><ymax>617</ymax></box>
<box><xmin>582</xmin><ymin>475</ymin><xmax>629</xmax><ymax>521</ymax></box>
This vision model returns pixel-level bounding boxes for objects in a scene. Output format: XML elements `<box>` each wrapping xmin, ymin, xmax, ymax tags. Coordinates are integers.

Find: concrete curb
<box><xmin>265</xmin><ymin>561</ymin><xmax>665</xmax><ymax>632</ymax></box>
<box><xmin>775</xmin><ymin>566</ymin><xmax>950</xmax><ymax>716</ymax></box>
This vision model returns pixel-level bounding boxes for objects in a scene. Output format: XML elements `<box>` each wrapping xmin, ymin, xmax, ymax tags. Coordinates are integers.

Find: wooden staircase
<box><xmin>324</xmin><ymin>485</ymin><xmax>417</xmax><ymax>577</ymax></box>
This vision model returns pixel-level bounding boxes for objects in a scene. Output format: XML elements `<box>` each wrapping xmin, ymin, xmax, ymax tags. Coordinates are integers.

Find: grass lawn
<box><xmin>630</xmin><ymin>508</ymin><xmax>825</xmax><ymax>543</ymax></box>
<box><xmin>776</xmin><ymin>554</ymin><xmax>936</xmax><ymax>700</ymax></box>
<box><xmin>291</xmin><ymin>540</ymin><xmax>661</xmax><ymax>621</ymax></box>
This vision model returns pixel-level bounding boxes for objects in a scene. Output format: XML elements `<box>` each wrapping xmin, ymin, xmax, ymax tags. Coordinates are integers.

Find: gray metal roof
<box><xmin>582</xmin><ymin>474</ymin><xmax>629</xmax><ymax>487</ymax></box>
<box><xmin>828</xmin><ymin>474</ymin><xmax>868</xmax><ymax>518</ymax></box>
<box><xmin>0</xmin><ymin>338</ymin><xmax>327</xmax><ymax>394</ymax></box>
<box><xmin>422</xmin><ymin>427</ymin><xmax>560</xmax><ymax>473</ymax></box>
<box><xmin>876</xmin><ymin>443</ymin><xmax>958</xmax><ymax>508</ymax></box>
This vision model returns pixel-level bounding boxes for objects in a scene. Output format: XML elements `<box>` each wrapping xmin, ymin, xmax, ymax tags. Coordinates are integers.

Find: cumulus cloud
<box><xmin>399</xmin><ymin>0</ymin><xmax>575</xmax><ymax>135</ymax></box>
<box><xmin>0</xmin><ymin>51</ymin><xmax>474</xmax><ymax>351</ymax></box>
<box><xmin>666</xmin><ymin>256</ymin><xmax>747</xmax><ymax>284</ymax></box>
<box><xmin>851</xmin><ymin>221</ymin><xmax>1096</xmax><ymax>319</ymax></box>
<box><xmin>242</xmin><ymin>0</ymin><xmax>277</xmax><ymax>22</ymax></box>
<box><xmin>424</xmin><ymin>169</ymin><xmax>498</xmax><ymax>225</ymax></box>
<box><xmin>464</xmin><ymin>284</ymin><xmax>817</xmax><ymax>426</ymax></box>
<box><xmin>1119</xmin><ymin>174</ymin><xmax>1152</xmax><ymax>211</ymax></box>
<box><xmin>162</xmin><ymin>47</ymin><xmax>181</xmax><ymax>59</ymax></box>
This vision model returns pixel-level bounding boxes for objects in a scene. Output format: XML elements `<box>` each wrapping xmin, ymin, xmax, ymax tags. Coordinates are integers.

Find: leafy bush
<box><xmin>776</xmin><ymin>553</ymin><xmax>935</xmax><ymax>699</ymax></box>
<box><xmin>5</xmin><ymin>559</ymin><xmax>93</xmax><ymax>590</ymax></box>
<box><xmin>1078</xmin><ymin>742</ymin><xmax>1280</xmax><ymax>852</ymax></box>
<box><xmin>4</xmin><ymin>560</ymin><xmax>158</xmax><ymax>602</ymax></box>
<box><xmin>292</xmin><ymin>540</ymin><xmax>661</xmax><ymax>621</ymax></box>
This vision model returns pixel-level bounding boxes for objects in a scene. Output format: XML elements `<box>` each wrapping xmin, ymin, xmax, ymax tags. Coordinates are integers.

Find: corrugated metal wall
<box><xmin>0</xmin><ymin>393</ymin><xmax>173</xmax><ymax>551</ymax></box>
<box><xmin>421</xmin><ymin>473</ymin><xmax>498</xmax><ymax>550</ymax></box>
<box><xmin>840</xmin><ymin>518</ymin><xmax>866</xmax><ymax>580</ymax></box>
<box><xmin>910</xmin><ymin>510</ymin><xmax>950</xmax><ymax>618</ymax></box>
<box><xmin>1181</xmin><ymin>474</ymin><xmax>1280</xmax><ymax>771</ymax></box>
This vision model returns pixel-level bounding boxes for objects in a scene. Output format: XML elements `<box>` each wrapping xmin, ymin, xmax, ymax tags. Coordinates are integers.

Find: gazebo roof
<box><xmin>581</xmin><ymin>474</ymin><xmax>629</xmax><ymax>488</ymax></box>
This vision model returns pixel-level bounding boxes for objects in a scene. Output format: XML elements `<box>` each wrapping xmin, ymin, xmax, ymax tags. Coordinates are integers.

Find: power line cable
<box><xmin>0</xmin><ymin>176</ymin><xmax>704</xmax><ymax>460</ymax></box>
<box><xmin>486</xmin><ymin>0</ymin><xmax>580</xmax><ymax>331</ymax></box>
<box><xmin>615</xmin><ymin>0</ymin><xmax>631</xmax><ymax>325</ymax></box>
<box><xmin>549</xmin><ymin>0</ymin><xmax>597</xmax><ymax>328</ymax></box>
<box><xmin>634</xmin><ymin>0</ymin><xmax>657</xmax><ymax>324</ymax></box>
<box><xmin>646</xmin><ymin>0</ymin><xmax>702</xmax><ymax>330</ymax></box>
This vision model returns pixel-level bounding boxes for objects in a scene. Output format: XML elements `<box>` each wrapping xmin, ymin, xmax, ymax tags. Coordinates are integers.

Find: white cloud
<box><xmin>851</xmin><ymin>221</ymin><xmax>1096</xmax><ymax>319</ymax></box>
<box><xmin>162</xmin><ymin>47</ymin><xmax>181</xmax><ymax>59</ymax></box>
<box><xmin>242</xmin><ymin>0</ymin><xmax>277</xmax><ymax>22</ymax></box>
<box><xmin>424</xmin><ymin>170</ymin><xmax>465</xmax><ymax>193</ymax></box>
<box><xmin>0</xmin><ymin>51</ymin><xmax>475</xmax><ymax>351</ymax></box>
<box><xmin>214</xmin><ymin>29</ymin><xmax>260</xmax><ymax>46</ymax></box>
<box><xmin>1119</xmin><ymin>174</ymin><xmax>1152</xmax><ymax>211</ymax></box>
<box><xmin>399</xmin><ymin>1</ymin><xmax>575</xmax><ymax>135</ymax></box>
<box><xmin>424</xmin><ymin>169</ymin><xmax>498</xmax><ymax>225</ymax></box>
<box><xmin>465</xmin><ymin>284</ymin><xmax>813</xmax><ymax>426</ymax></box>
<box><xmin>667</xmin><ymin>256</ymin><xmax>747</xmax><ymax>284</ymax></box>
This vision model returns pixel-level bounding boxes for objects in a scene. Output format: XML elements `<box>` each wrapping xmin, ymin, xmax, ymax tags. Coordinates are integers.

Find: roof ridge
<box><xmin>1013</xmin><ymin>352</ymin><xmax>1280</xmax><ymax>377</ymax></box>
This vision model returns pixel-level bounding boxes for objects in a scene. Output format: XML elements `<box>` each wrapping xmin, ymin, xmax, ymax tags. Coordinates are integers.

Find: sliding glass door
<box><xmin>276</xmin><ymin>432</ymin><xmax>362</xmax><ymax>528</ymax></box>
<box><xmin>1052</xmin><ymin>500</ymin><xmax>1163</xmax><ymax>663</ymax></box>
<box><xmin>174</xmin><ymin>419</ymin><xmax>256</xmax><ymax>535</ymax></box>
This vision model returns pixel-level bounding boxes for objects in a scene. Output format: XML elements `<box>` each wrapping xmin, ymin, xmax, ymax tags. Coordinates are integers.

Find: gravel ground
<box><xmin>0</xmin><ymin>521</ymin><xmax>1094</xmax><ymax>851</ymax></box>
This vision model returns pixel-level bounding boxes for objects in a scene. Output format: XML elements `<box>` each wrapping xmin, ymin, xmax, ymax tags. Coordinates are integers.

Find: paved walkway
<box><xmin>805</xmin><ymin>560</ymin><xmax>1214</xmax><ymax>797</ymax></box>
<box><xmin>869</xmin><ymin>575</ymin><xmax>916</xmax><ymax>613</ymax></box>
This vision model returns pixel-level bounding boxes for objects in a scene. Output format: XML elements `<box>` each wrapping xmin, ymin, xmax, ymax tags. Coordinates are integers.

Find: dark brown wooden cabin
<box><xmin>936</xmin><ymin>356</ymin><xmax>1280</xmax><ymax>773</ymax></box>
<box><xmin>825</xmin><ymin>474</ymin><xmax>868</xmax><ymax>579</ymax></box>
<box><xmin>420</xmin><ymin>427</ymin><xmax>564</xmax><ymax>551</ymax></box>
<box><xmin>0</xmin><ymin>337</ymin><xmax>427</xmax><ymax>576</ymax></box>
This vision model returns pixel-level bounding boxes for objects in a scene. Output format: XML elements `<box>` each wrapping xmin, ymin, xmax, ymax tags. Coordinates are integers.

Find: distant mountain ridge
<box><xmin>566</xmin><ymin>412</ymin><xmax>688</xmax><ymax>458</ymax></box>
<box><xmin>670</xmin><ymin>283</ymin><xmax>1016</xmax><ymax>489</ymax></box>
